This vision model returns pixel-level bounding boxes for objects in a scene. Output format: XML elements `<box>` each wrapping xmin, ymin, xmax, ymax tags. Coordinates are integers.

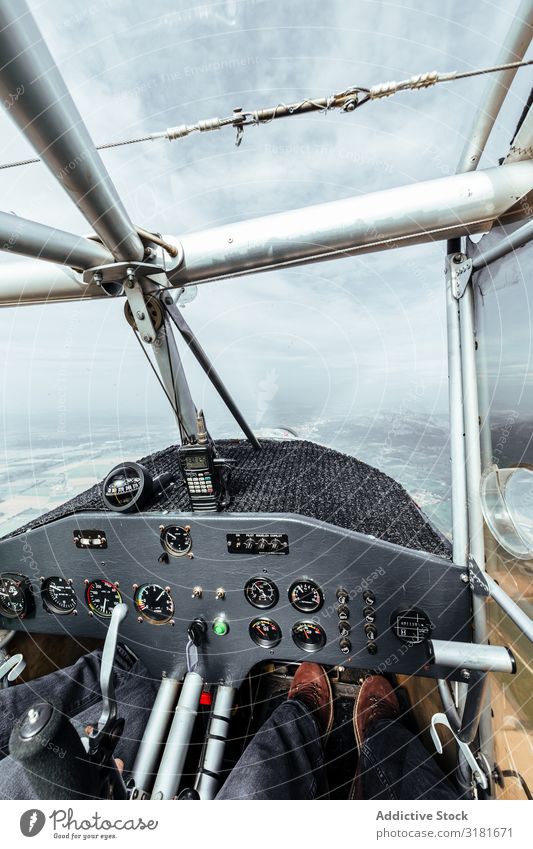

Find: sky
<box><xmin>0</xmin><ymin>0</ymin><xmax>531</xmax><ymax>443</ymax></box>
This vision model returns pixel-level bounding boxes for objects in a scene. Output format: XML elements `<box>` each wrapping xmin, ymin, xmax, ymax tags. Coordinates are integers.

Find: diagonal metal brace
<box><xmin>430</xmin><ymin>712</ymin><xmax>488</xmax><ymax>790</ymax></box>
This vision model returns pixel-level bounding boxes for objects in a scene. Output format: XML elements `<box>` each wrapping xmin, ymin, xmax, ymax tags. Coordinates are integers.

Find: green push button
<box><xmin>213</xmin><ymin>618</ymin><xmax>229</xmax><ymax>636</ymax></box>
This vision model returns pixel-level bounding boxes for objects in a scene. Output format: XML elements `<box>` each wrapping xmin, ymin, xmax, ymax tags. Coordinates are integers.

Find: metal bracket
<box><xmin>83</xmin><ymin>262</ymin><xmax>166</xmax><ymax>344</ymax></box>
<box><xmin>466</xmin><ymin>556</ymin><xmax>490</xmax><ymax>597</ymax></box>
<box><xmin>430</xmin><ymin>712</ymin><xmax>488</xmax><ymax>790</ymax></box>
<box><xmin>449</xmin><ymin>253</ymin><xmax>473</xmax><ymax>299</ymax></box>
<box><xmin>122</xmin><ymin>269</ymin><xmax>159</xmax><ymax>344</ymax></box>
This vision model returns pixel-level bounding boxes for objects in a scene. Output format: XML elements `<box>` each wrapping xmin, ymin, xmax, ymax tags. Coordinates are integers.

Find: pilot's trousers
<box><xmin>0</xmin><ymin>645</ymin><xmax>157</xmax><ymax>800</ymax></box>
<box><xmin>0</xmin><ymin>649</ymin><xmax>458</xmax><ymax>800</ymax></box>
<box><xmin>217</xmin><ymin>698</ymin><xmax>459</xmax><ymax>800</ymax></box>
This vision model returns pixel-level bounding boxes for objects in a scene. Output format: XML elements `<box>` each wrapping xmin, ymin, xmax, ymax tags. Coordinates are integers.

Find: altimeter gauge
<box><xmin>41</xmin><ymin>576</ymin><xmax>77</xmax><ymax>615</ymax></box>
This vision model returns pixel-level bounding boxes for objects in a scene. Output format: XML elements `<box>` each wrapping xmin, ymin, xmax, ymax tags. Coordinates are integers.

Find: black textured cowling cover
<box><xmin>5</xmin><ymin>439</ymin><xmax>451</xmax><ymax>557</ymax></box>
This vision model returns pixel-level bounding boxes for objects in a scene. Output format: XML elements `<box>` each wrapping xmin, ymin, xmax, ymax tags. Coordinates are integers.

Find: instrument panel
<box><xmin>0</xmin><ymin>512</ymin><xmax>472</xmax><ymax>685</ymax></box>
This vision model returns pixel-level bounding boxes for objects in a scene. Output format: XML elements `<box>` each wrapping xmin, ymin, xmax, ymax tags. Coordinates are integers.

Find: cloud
<box><xmin>0</xmin><ymin>0</ymin><xmax>529</xmax><ymax>438</ymax></box>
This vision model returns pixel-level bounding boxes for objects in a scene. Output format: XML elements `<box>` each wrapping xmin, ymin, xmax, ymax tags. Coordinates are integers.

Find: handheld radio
<box><xmin>179</xmin><ymin>411</ymin><xmax>232</xmax><ymax>512</ymax></box>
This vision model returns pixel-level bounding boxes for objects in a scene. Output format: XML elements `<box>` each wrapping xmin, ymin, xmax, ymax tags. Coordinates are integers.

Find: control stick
<box><xmin>9</xmin><ymin>603</ymin><xmax>129</xmax><ymax>799</ymax></box>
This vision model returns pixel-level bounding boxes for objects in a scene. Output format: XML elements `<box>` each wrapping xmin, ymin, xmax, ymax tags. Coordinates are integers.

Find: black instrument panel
<box><xmin>0</xmin><ymin>512</ymin><xmax>471</xmax><ymax>685</ymax></box>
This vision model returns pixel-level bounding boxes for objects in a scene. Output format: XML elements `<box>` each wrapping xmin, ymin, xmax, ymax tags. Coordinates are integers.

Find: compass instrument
<box><xmin>102</xmin><ymin>462</ymin><xmax>174</xmax><ymax>514</ymax></box>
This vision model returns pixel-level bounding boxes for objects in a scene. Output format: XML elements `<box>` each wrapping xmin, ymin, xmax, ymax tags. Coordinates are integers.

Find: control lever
<box><xmin>186</xmin><ymin>618</ymin><xmax>207</xmax><ymax>673</ymax></box>
<box><xmin>430</xmin><ymin>713</ymin><xmax>488</xmax><ymax>791</ymax></box>
<box><xmin>0</xmin><ymin>651</ymin><xmax>26</xmax><ymax>689</ymax></box>
<box><xmin>9</xmin><ymin>603</ymin><xmax>129</xmax><ymax>800</ymax></box>
<box><xmin>88</xmin><ymin>602</ymin><xmax>128</xmax><ymax>756</ymax></box>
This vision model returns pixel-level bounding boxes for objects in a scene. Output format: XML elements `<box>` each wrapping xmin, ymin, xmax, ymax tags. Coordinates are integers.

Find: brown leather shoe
<box><xmin>288</xmin><ymin>662</ymin><xmax>334</xmax><ymax>738</ymax></box>
<box><xmin>353</xmin><ymin>675</ymin><xmax>400</xmax><ymax>749</ymax></box>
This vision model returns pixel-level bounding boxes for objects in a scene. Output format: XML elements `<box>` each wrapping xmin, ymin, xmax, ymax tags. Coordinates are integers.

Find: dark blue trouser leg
<box><xmin>217</xmin><ymin>699</ymin><xmax>328</xmax><ymax>800</ymax></box>
<box><xmin>218</xmin><ymin>705</ymin><xmax>459</xmax><ymax>800</ymax></box>
<box><xmin>359</xmin><ymin>719</ymin><xmax>459</xmax><ymax>800</ymax></box>
<box><xmin>0</xmin><ymin>646</ymin><xmax>158</xmax><ymax>799</ymax></box>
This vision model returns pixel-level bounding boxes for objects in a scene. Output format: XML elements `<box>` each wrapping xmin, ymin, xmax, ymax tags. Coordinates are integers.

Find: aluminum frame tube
<box><xmin>130</xmin><ymin>676</ymin><xmax>181</xmax><ymax>799</ymax></box>
<box><xmin>2</xmin><ymin>162</ymin><xmax>532</xmax><ymax>308</ymax></box>
<box><xmin>445</xmin><ymin>256</ymin><xmax>469</xmax><ymax>566</ymax></box>
<box><xmin>429</xmin><ymin>640</ymin><xmax>516</xmax><ymax>674</ymax></box>
<box><xmin>151</xmin><ymin>315</ymin><xmax>198</xmax><ymax>442</ymax></box>
<box><xmin>472</xmin><ymin>217</ymin><xmax>533</xmax><ymax>270</ymax></box>
<box><xmin>487</xmin><ymin>574</ymin><xmax>533</xmax><ymax>643</ymax></box>
<box><xmin>166</xmin><ymin>162</ymin><xmax>533</xmax><ymax>288</ymax></box>
<box><xmin>194</xmin><ymin>685</ymin><xmax>235</xmax><ymax>800</ymax></box>
<box><xmin>0</xmin><ymin>0</ymin><xmax>144</xmax><ymax>262</ymax></box>
<box><xmin>456</xmin><ymin>0</ymin><xmax>533</xmax><ymax>173</ymax></box>
<box><xmin>151</xmin><ymin>671</ymin><xmax>204</xmax><ymax>800</ymax></box>
<box><xmin>459</xmin><ymin>286</ymin><xmax>487</xmax><ymax>618</ymax></box>
<box><xmin>0</xmin><ymin>211</ymin><xmax>113</xmax><ymax>269</ymax></box>
<box><xmin>0</xmin><ymin>261</ymin><xmax>104</xmax><ymax>307</ymax></box>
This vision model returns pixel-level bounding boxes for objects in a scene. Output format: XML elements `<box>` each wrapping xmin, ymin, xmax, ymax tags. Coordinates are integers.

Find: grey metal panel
<box><xmin>0</xmin><ymin>512</ymin><xmax>471</xmax><ymax>686</ymax></box>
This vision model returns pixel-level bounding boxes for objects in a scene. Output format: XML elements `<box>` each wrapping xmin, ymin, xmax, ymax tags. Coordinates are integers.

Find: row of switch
<box><xmin>334</xmin><ymin>588</ymin><xmax>379</xmax><ymax>656</ymax></box>
<box><xmin>336</xmin><ymin>588</ymin><xmax>352</xmax><ymax>655</ymax></box>
<box><xmin>363</xmin><ymin>590</ymin><xmax>378</xmax><ymax>654</ymax></box>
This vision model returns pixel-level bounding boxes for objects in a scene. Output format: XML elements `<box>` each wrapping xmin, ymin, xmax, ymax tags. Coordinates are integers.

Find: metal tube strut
<box><xmin>130</xmin><ymin>676</ymin><xmax>181</xmax><ymax>799</ymax></box>
<box><xmin>163</xmin><ymin>297</ymin><xmax>261</xmax><ymax>449</ymax></box>
<box><xmin>0</xmin><ymin>211</ymin><xmax>113</xmax><ymax>268</ymax></box>
<box><xmin>194</xmin><ymin>685</ymin><xmax>235</xmax><ymax>800</ymax></box>
<box><xmin>456</xmin><ymin>0</ymin><xmax>533</xmax><ymax>173</ymax></box>
<box><xmin>151</xmin><ymin>671</ymin><xmax>204</xmax><ymax>800</ymax></box>
<box><xmin>0</xmin><ymin>0</ymin><xmax>144</xmax><ymax>262</ymax></box>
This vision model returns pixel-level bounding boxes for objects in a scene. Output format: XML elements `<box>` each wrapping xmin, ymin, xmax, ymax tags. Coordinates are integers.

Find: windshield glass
<box><xmin>1</xmin><ymin>0</ymin><xmax>529</xmax><ymax>540</ymax></box>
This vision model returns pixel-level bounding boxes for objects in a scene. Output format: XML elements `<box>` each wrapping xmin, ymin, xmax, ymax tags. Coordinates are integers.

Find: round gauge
<box><xmin>102</xmin><ymin>462</ymin><xmax>152</xmax><ymax>513</ymax></box>
<box><xmin>0</xmin><ymin>573</ymin><xmax>32</xmax><ymax>620</ymax></box>
<box><xmin>244</xmin><ymin>577</ymin><xmax>279</xmax><ymax>610</ymax></box>
<box><xmin>292</xmin><ymin>621</ymin><xmax>327</xmax><ymax>653</ymax></box>
<box><xmin>288</xmin><ymin>580</ymin><xmax>324</xmax><ymax>613</ymax></box>
<box><xmin>41</xmin><ymin>577</ymin><xmax>77</xmax><ymax>615</ymax></box>
<box><xmin>249</xmin><ymin>617</ymin><xmax>282</xmax><ymax>648</ymax></box>
<box><xmin>85</xmin><ymin>579</ymin><xmax>122</xmax><ymax>618</ymax></box>
<box><xmin>160</xmin><ymin>525</ymin><xmax>192</xmax><ymax>557</ymax></box>
<box><xmin>134</xmin><ymin>583</ymin><xmax>174</xmax><ymax>624</ymax></box>
<box><xmin>391</xmin><ymin>608</ymin><xmax>433</xmax><ymax>645</ymax></box>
